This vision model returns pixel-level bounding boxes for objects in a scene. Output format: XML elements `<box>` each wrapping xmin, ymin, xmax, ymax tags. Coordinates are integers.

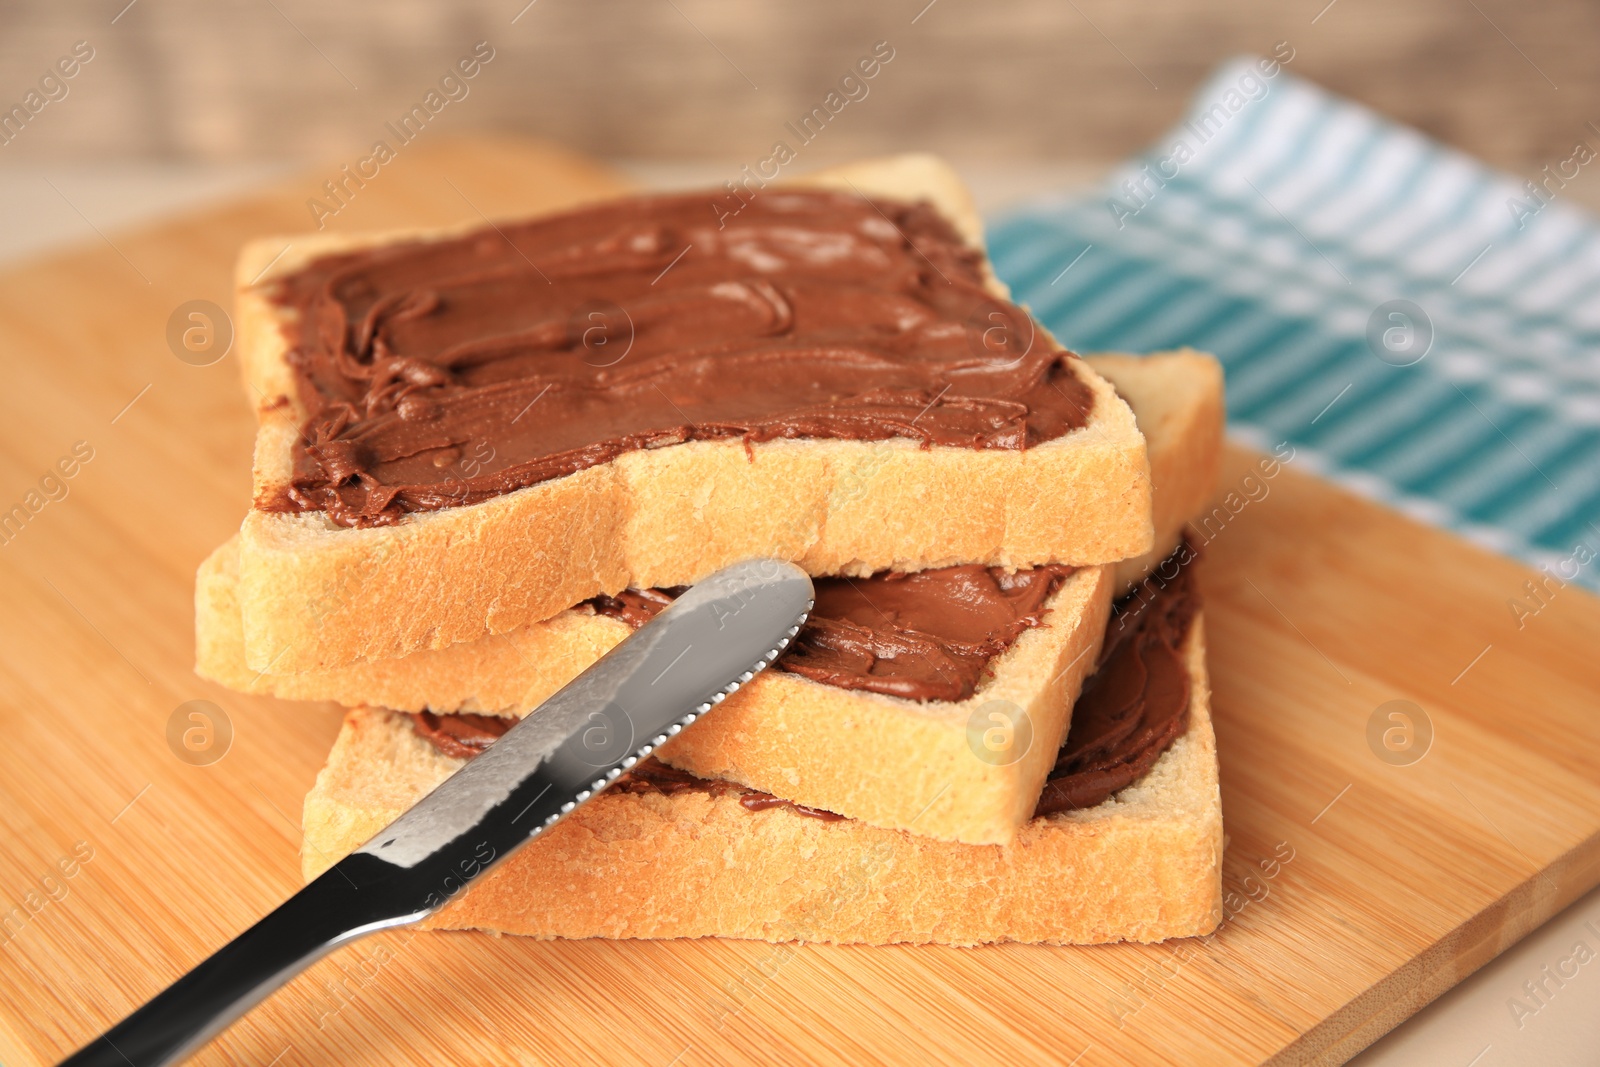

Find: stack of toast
<box><xmin>195</xmin><ymin>155</ymin><xmax>1226</xmax><ymax>946</ymax></box>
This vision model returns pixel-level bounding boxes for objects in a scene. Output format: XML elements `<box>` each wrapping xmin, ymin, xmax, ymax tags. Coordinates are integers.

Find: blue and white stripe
<box><xmin>988</xmin><ymin>57</ymin><xmax>1600</xmax><ymax>590</ymax></box>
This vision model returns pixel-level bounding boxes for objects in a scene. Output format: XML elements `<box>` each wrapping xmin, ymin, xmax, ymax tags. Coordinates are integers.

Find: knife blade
<box><xmin>61</xmin><ymin>557</ymin><xmax>814</xmax><ymax>1067</ymax></box>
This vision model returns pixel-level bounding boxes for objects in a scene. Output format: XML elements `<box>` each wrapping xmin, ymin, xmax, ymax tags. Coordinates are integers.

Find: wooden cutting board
<box><xmin>1</xmin><ymin>137</ymin><xmax>1597</xmax><ymax>1067</ymax></box>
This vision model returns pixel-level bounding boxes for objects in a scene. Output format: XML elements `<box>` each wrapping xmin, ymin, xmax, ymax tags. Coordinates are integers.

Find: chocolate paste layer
<box><xmin>407</xmin><ymin>713</ymin><xmax>842</xmax><ymax>822</ymax></box>
<box><xmin>263</xmin><ymin>189</ymin><xmax>1093</xmax><ymax>526</ymax></box>
<box><xmin>1033</xmin><ymin>547</ymin><xmax>1198</xmax><ymax>815</ymax></box>
<box><xmin>410</xmin><ymin>710</ymin><xmax>514</xmax><ymax>760</ymax></box>
<box><xmin>592</xmin><ymin>563</ymin><xmax>1074</xmax><ymax>704</ymax></box>
<box><xmin>406</xmin><ymin>546</ymin><xmax>1198</xmax><ymax>820</ymax></box>
<box><xmin>613</xmin><ymin>759</ymin><xmax>846</xmax><ymax>821</ymax></box>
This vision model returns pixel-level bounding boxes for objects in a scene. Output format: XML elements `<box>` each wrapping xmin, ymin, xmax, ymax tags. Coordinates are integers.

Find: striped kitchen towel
<box><xmin>988</xmin><ymin>56</ymin><xmax>1600</xmax><ymax>593</ymax></box>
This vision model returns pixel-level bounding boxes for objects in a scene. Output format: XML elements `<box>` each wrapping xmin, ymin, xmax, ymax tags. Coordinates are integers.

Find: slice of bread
<box><xmin>197</xmin><ymin>350</ymin><xmax>1223</xmax><ymax>845</ymax></box>
<box><xmin>1087</xmin><ymin>351</ymin><xmax>1224</xmax><ymax>593</ymax></box>
<box><xmin>232</xmin><ymin>155</ymin><xmax>1153</xmax><ymax>673</ymax></box>
<box><xmin>207</xmin><ymin>536</ymin><xmax>1114</xmax><ymax>845</ymax></box>
<box><xmin>300</xmin><ymin>614</ymin><xmax>1221</xmax><ymax>946</ymax></box>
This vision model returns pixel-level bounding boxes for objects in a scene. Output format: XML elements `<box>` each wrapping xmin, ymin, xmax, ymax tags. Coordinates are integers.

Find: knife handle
<box><xmin>59</xmin><ymin>863</ymin><xmax>418</xmax><ymax>1067</ymax></box>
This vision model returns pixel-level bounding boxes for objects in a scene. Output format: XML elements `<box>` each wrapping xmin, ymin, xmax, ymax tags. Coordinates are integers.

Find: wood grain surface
<box><xmin>0</xmin><ymin>137</ymin><xmax>1597</xmax><ymax>1067</ymax></box>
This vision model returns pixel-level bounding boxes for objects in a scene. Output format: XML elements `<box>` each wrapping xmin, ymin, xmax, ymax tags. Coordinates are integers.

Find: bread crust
<box><xmin>231</xmin><ymin>155</ymin><xmax>1153</xmax><ymax>672</ymax></box>
<box><xmin>300</xmin><ymin>617</ymin><xmax>1221</xmax><ymax>946</ymax></box>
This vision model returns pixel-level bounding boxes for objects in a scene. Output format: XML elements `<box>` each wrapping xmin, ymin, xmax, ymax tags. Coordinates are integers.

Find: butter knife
<box><xmin>61</xmin><ymin>558</ymin><xmax>814</xmax><ymax>1067</ymax></box>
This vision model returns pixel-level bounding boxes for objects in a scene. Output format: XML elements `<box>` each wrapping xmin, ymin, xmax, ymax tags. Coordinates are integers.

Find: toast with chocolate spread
<box><xmin>299</xmin><ymin>595</ymin><xmax>1220</xmax><ymax>946</ymax></box>
<box><xmin>229</xmin><ymin>155</ymin><xmax>1153</xmax><ymax>674</ymax></box>
<box><xmin>198</xmin><ymin>350</ymin><xmax>1222</xmax><ymax>845</ymax></box>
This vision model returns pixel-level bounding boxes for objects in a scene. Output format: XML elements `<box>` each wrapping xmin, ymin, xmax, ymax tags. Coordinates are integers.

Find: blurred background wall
<box><xmin>0</xmin><ymin>0</ymin><xmax>1593</xmax><ymax>171</ymax></box>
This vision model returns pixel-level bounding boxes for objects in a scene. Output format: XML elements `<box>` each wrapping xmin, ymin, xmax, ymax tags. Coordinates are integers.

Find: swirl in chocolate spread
<box><xmin>261</xmin><ymin>189</ymin><xmax>1094</xmax><ymax>527</ymax></box>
